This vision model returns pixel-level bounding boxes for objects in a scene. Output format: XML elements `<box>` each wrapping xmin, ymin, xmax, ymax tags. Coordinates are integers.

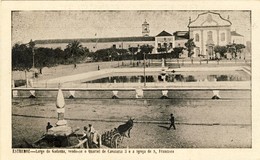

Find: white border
<box><xmin>1</xmin><ymin>1</ymin><xmax>260</xmax><ymax>160</ymax></box>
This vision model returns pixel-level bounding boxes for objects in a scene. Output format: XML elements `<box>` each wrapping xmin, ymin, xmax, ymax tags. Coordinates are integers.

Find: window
<box><xmin>195</xmin><ymin>33</ymin><xmax>200</xmax><ymax>42</ymax></box>
<box><xmin>169</xmin><ymin>43</ymin><xmax>173</xmax><ymax>48</ymax></box>
<box><xmin>158</xmin><ymin>43</ymin><xmax>161</xmax><ymax>48</ymax></box>
<box><xmin>113</xmin><ymin>44</ymin><xmax>116</xmax><ymax>48</ymax></box>
<box><xmin>221</xmin><ymin>33</ymin><xmax>225</xmax><ymax>41</ymax></box>
<box><xmin>207</xmin><ymin>31</ymin><xmax>213</xmax><ymax>41</ymax></box>
<box><xmin>163</xmin><ymin>43</ymin><xmax>167</xmax><ymax>48</ymax></box>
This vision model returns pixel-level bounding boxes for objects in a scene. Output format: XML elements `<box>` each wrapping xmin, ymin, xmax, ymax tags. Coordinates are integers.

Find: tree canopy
<box><xmin>94</xmin><ymin>47</ymin><xmax>129</xmax><ymax>61</ymax></box>
<box><xmin>64</xmin><ymin>40</ymin><xmax>89</xmax><ymax>63</ymax></box>
<box><xmin>12</xmin><ymin>40</ymin><xmax>90</xmax><ymax>71</ymax></box>
<box><xmin>184</xmin><ymin>39</ymin><xmax>196</xmax><ymax>57</ymax></box>
<box><xmin>214</xmin><ymin>45</ymin><xmax>227</xmax><ymax>57</ymax></box>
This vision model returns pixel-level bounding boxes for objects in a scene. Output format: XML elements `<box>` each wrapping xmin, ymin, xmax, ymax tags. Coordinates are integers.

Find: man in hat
<box><xmin>168</xmin><ymin>113</ymin><xmax>176</xmax><ymax>130</ymax></box>
<box><xmin>88</xmin><ymin>124</ymin><xmax>98</xmax><ymax>145</ymax></box>
<box><xmin>46</xmin><ymin>122</ymin><xmax>53</xmax><ymax>132</ymax></box>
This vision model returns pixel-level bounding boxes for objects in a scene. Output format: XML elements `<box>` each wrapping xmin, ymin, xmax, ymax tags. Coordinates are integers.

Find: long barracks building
<box><xmin>34</xmin><ymin>11</ymin><xmax>244</xmax><ymax>58</ymax></box>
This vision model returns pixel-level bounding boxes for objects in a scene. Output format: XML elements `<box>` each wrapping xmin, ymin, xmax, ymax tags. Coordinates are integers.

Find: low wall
<box><xmin>12</xmin><ymin>89</ymin><xmax>250</xmax><ymax>99</ymax></box>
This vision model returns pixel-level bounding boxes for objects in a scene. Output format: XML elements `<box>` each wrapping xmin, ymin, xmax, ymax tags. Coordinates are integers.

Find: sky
<box><xmin>12</xmin><ymin>10</ymin><xmax>251</xmax><ymax>45</ymax></box>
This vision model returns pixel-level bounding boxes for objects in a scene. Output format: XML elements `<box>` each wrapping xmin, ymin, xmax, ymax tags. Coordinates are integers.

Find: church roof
<box><xmin>188</xmin><ymin>11</ymin><xmax>232</xmax><ymax>28</ymax></box>
<box><xmin>173</xmin><ymin>31</ymin><xmax>189</xmax><ymax>40</ymax></box>
<box><xmin>35</xmin><ymin>36</ymin><xmax>155</xmax><ymax>44</ymax></box>
<box><xmin>231</xmin><ymin>31</ymin><xmax>243</xmax><ymax>37</ymax></box>
<box><xmin>156</xmin><ymin>30</ymin><xmax>172</xmax><ymax>37</ymax></box>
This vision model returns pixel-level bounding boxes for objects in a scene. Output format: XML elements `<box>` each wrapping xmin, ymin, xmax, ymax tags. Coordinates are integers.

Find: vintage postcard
<box><xmin>1</xmin><ymin>1</ymin><xmax>260</xmax><ymax>160</ymax></box>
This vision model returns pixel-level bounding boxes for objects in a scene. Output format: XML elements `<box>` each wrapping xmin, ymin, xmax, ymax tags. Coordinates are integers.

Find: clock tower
<box><xmin>142</xmin><ymin>19</ymin><xmax>150</xmax><ymax>37</ymax></box>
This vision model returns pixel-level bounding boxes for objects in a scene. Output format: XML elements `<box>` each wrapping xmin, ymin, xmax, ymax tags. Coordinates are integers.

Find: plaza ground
<box><xmin>12</xmin><ymin>58</ymin><xmax>251</xmax><ymax>82</ymax></box>
<box><xmin>12</xmin><ymin>59</ymin><xmax>251</xmax><ymax>148</ymax></box>
<box><xmin>12</xmin><ymin>96</ymin><xmax>251</xmax><ymax>148</ymax></box>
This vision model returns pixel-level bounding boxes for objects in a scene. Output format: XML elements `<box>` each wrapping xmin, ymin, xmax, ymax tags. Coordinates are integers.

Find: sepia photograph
<box><xmin>10</xmin><ymin>10</ymin><xmax>252</xmax><ymax>149</ymax></box>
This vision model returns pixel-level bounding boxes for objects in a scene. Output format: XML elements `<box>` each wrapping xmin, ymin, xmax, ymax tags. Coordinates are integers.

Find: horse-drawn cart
<box><xmin>21</xmin><ymin>118</ymin><xmax>134</xmax><ymax>149</ymax></box>
<box><xmin>102</xmin><ymin>128</ymin><xmax>123</xmax><ymax>148</ymax></box>
<box><xmin>101</xmin><ymin>118</ymin><xmax>134</xmax><ymax>148</ymax></box>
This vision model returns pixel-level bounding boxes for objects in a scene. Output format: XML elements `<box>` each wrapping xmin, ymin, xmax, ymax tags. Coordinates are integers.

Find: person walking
<box><xmin>168</xmin><ymin>113</ymin><xmax>176</xmax><ymax>130</ymax></box>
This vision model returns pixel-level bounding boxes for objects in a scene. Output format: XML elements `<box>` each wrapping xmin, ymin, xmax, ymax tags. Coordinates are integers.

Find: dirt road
<box><xmin>12</xmin><ymin>98</ymin><xmax>251</xmax><ymax>148</ymax></box>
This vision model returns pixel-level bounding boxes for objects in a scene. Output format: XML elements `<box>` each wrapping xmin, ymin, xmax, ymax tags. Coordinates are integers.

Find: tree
<box><xmin>93</xmin><ymin>48</ymin><xmax>128</xmax><ymax>61</ymax></box>
<box><xmin>35</xmin><ymin>47</ymin><xmax>56</xmax><ymax>68</ymax></box>
<box><xmin>139</xmin><ymin>45</ymin><xmax>154</xmax><ymax>54</ymax></box>
<box><xmin>226</xmin><ymin>43</ymin><xmax>237</xmax><ymax>59</ymax></box>
<box><xmin>64</xmin><ymin>40</ymin><xmax>87</xmax><ymax>63</ymax></box>
<box><xmin>171</xmin><ymin>47</ymin><xmax>184</xmax><ymax>58</ymax></box>
<box><xmin>128</xmin><ymin>47</ymin><xmax>138</xmax><ymax>55</ymax></box>
<box><xmin>214</xmin><ymin>45</ymin><xmax>227</xmax><ymax>58</ymax></box>
<box><xmin>185</xmin><ymin>39</ymin><xmax>196</xmax><ymax>64</ymax></box>
<box><xmin>12</xmin><ymin>41</ymin><xmax>89</xmax><ymax>72</ymax></box>
<box><xmin>235</xmin><ymin>44</ymin><xmax>246</xmax><ymax>53</ymax></box>
<box><xmin>136</xmin><ymin>45</ymin><xmax>154</xmax><ymax>60</ymax></box>
<box><xmin>115</xmin><ymin>48</ymin><xmax>129</xmax><ymax>60</ymax></box>
<box><xmin>157</xmin><ymin>48</ymin><xmax>166</xmax><ymax>53</ymax></box>
<box><xmin>128</xmin><ymin>47</ymin><xmax>139</xmax><ymax>62</ymax></box>
<box><xmin>184</xmin><ymin>39</ymin><xmax>196</xmax><ymax>57</ymax></box>
<box><xmin>12</xmin><ymin>43</ymin><xmax>32</xmax><ymax>70</ymax></box>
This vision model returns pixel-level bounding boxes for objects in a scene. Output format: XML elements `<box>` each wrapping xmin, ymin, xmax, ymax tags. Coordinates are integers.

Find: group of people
<box><xmin>45</xmin><ymin>113</ymin><xmax>176</xmax><ymax>147</ymax></box>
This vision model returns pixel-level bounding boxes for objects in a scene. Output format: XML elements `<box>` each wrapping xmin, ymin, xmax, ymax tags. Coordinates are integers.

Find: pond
<box><xmin>83</xmin><ymin>70</ymin><xmax>250</xmax><ymax>83</ymax></box>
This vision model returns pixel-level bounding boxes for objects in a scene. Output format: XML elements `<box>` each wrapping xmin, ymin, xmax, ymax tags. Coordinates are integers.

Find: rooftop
<box><xmin>188</xmin><ymin>11</ymin><xmax>232</xmax><ymax>28</ymax></box>
<box><xmin>231</xmin><ymin>31</ymin><xmax>243</xmax><ymax>37</ymax></box>
<box><xmin>156</xmin><ymin>30</ymin><xmax>172</xmax><ymax>37</ymax></box>
<box><xmin>35</xmin><ymin>36</ymin><xmax>156</xmax><ymax>44</ymax></box>
<box><xmin>173</xmin><ymin>31</ymin><xmax>189</xmax><ymax>40</ymax></box>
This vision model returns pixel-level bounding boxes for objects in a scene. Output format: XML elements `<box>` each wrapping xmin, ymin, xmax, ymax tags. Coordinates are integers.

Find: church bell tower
<box><xmin>142</xmin><ymin>19</ymin><xmax>150</xmax><ymax>37</ymax></box>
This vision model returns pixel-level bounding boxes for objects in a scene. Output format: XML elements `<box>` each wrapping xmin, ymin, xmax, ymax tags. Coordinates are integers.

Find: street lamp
<box><xmin>32</xmin><ymin>47</ymin><xmax>35</xmax><ymax>69</ymax></box>
<box><xmin>143</xmin><ymin>52</ymin><xmax>146</xmax><ymax>87</ymax></box>
<box><xmin>28</xmin><ymin>40</ymin><xmax>37</xmax><ymax>79</ymax></box>
<box><xmin>28</xmin><ymin>40</ymin><xmax>36</xmax><ymax>69</ymax></box>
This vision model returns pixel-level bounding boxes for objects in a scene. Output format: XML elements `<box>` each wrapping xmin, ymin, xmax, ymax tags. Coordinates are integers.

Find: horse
<box><xmin>117</xmin><ymin>118</ymin><xmax>134</xmax><ymax>138</ymax></box>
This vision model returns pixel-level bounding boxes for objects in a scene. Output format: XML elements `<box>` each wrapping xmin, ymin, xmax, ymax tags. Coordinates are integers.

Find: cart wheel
<box><xmin>111</xmin><ymin>134</ymin><xmax>122</xmax><ymax>148</ymax></box>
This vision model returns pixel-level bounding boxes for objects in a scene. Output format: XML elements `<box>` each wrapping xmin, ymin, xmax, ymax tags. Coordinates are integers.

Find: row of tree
<box><xmin>12</xmin><ymin>39</ymin><xmax>246</xmax><ymax>71</ymax></box>
<box><xmin>214</xmin><ymin>43</ymin><xmax>246</xmax><ymax>58</ymax></box>
<box><xmin>12</xmin><ymin>40</ymin><xmax>186</xmax><ymax>71</ymax></box>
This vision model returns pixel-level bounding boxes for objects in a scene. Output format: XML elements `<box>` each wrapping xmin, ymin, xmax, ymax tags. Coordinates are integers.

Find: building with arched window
<box><xmin>188</xmin><ymin>11</ymin><xmax>232</xmax><ymax>59</ymax></box>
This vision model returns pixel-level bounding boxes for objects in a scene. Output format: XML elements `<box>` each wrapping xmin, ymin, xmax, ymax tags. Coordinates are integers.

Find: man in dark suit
<box><xmin>168</xmin><ymin>113</ymin><xmax>176</xmax><ymax>130</ymax></box>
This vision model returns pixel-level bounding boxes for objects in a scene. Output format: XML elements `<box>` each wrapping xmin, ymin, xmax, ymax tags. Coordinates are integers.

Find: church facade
<box><xmin>188</xmin><ymin>11</ymin><xmax>232</xmax><ymax>59</ymax></box>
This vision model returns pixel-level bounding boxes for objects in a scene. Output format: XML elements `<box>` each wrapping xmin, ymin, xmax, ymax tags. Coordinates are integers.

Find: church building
<box><xmin>188</xmin><ymin>11</ymin><xmax>244</xmax><ymax>59</ymax></box>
